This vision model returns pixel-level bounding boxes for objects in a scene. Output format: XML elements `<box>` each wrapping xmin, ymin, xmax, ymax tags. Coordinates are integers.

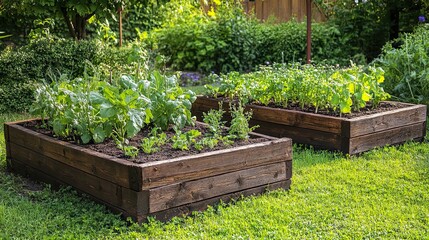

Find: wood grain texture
<box><xmin>193</xmin><ymin>97</ymin><xmax>426</xmax><ymax>155</ymax></box>
<box><xmin>193</xmin><ymin>96</ymin><xmax>343</xmax><ymax>134</ymax></box>
<box><xmin>149</xmin><ymin>162</ymin><xmax>286</xmax><ymax>212</ymax></box>
<box><xmin>141</xmin><ymin>138</ymin><xmax>292</xmax><ymax>189</ymax></box>
<box><xmin>149</xmin><ymin>179</ymin><xmax>291</xmax><ymax>222</ymax></box>
<box><xmin>6</xmin><ymin>119</ymin><xmax>293</xmax><ymax>222</ymax></box>
<box><xmin>8</xmin><ymin>143</ymin><xmax>145</xmax><ymax>215</ymax></box>
<box><xmin>7</xmin><ymin>124</ymin><xmax>142</xmax><ymax>190</ymax></box>
<box><xmin>250</xmin><ymin>119</ymin><xmax>342</xmax><ymax>150</ymax></box>
<box><xmin>345</xmin><ymin>104</ymin><xmax>427</xmax><ymax>137</ymax></box>
<box><xmin>8</xmin><ymin>158</ymin><xmax>147</xmax><ymax>222</ymax></box>
<box><xmin>348</xmin><ymin>122</ymin><xmax>426</xmax><ymax>155</ymax></box>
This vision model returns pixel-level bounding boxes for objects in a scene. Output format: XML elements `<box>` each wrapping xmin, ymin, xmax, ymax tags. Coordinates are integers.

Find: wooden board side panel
<box><xmin>8</xmin><ymin>143</ymin><xmax>145</xmax><ymax>215</ymax></box>
<box><xmin>141</xmin><ymin>139</ymin><xmax>292</xmax><ymax>189</ymax></box>
<box><xmin>149</xmin><ymin>179</ymin><xmax>291</xmax><ymax>222</ymax></box>
<box><xmin>250</xmin><ymin>119</ymin><xmax>342</xmax><ymax>150</ymax></box>
<box><xmin>347</xmin><ymin>105</ymin><xmax>427</xmax><ymax>137</ymax></box>
<box><xmin>247</xmin><ymin>104</ymin><xmax>342</xmax><ymax>134</ymax></box>
<box><xmin>148</xmin><ymin>162</ymin><xmax>287</xmax><ymax>213</ymax></box>
<box><xmin>8</xmin><ymin>158</ymin><xmax>147</xmax><ymax>222</ymax></box>
<box><xmin>192</xmin><ymin>96</ymin><xmax>343</xmax><ymax>134</ymax></box>
<box><xmin>7</xmin><ymin>124</ymin><xmax>141</xmax><ymax>190</ymax></box>
<box><xmin>349</xmin><ymin>122</ymin><xmax>426</xmax><ymax>155</ymax></box>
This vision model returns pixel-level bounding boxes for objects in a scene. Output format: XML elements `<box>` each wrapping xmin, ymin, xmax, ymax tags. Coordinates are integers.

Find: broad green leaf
<box><xmin>92</xmin><ymin>125</ymin><xmax>106</xmax><ymax>144</ymax></box>
<box><xmin>81</xmin><ymin>131</ymin><xmax>92</xmax><ymax>144</ymax></box>
<box><xmin>100</xmin><ymin>103</ymin><xmax>116</xmax><ymax>118</ymax></box>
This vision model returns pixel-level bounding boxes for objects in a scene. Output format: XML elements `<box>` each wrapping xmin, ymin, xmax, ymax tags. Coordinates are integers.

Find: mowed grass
<box><xmin>1</xmin><ymin>112</ymin><xmax>428</xmax><ymax>239</ymax></box>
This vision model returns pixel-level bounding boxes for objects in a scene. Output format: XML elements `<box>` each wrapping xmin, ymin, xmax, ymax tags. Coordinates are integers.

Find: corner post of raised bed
<box><xmin>340</xmin><ymin>120</ymin><xmax>352</xmax><ymax>155</ymax></box>
<box><xmin>4</xmin><ymin>123</ymin><xmax>12</xmax><ymax>169</ymax></box>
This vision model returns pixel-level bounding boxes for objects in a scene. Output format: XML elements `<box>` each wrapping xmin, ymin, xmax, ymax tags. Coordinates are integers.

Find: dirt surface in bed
<box><xmin>21</xmin><ymin>121</ymin><xmax>268</xmax><ymax>163</ymax></box>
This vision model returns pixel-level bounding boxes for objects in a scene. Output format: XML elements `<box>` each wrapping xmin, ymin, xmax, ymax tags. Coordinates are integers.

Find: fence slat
<box><xmin>201</xmin><ymin>0</ymin><xmax>326</xmax><ymax>22</ymax></box>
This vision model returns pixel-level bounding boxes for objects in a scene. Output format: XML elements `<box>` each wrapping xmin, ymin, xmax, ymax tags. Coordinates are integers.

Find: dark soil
<box><xmin>21</xmin><ymin>121</ymin><xmax>268</xmax><ymax>164</ymax></box>
<box><xmin>208</xmin><ymin>96</ymin><xmax>409</xmax><ymax>119</ymax></box>
<box><xmin>261</xmin><ymin>101</ymin><xmax>409</xmax><ymax>119</ymax></box>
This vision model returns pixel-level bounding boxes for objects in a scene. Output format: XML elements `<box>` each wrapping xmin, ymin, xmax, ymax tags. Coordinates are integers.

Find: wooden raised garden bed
<box><xmin>192</xmin><ymin>96</ymin><xmax>427</xmax><ymax>155</ymax></box>
<box><xmin>4</xmin><ymin>119</ymin><xmax>292</xmax><ymax>223</ymax></box>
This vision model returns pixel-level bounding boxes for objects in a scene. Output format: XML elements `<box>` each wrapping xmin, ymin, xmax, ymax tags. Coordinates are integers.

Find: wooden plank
<box><xmin>248</xmin><ymin>104</ymin><xmax>343</xmax><ymax>134</ymax></box>
<box><xmin>141</xmin><ymin>138</ymin><xmax>292</xmax><ymax>189</ymax></box>
<box><xmin>348</xmin><ymin>122</ymin><xmax>426</xmax><ymax>155</ymax></box>
<box><xmin>9</xmin><ymin>157</ymin><xmax>148</xmax><ymax>222</ymax></box>
<box><xmin>250</xmin><ymin>119</ymin><xmax>342</xmax><ymax>150</ymax></box>
<box><xmin>345</xmin><ymin>104</ymin><xmax>427</xmax><ymax>138</ymax></box>
<box><xmin>193</xmin><ymin>96</ymin><xmax>343</xmax><ymax>134</ymax></box>
<box><xmin>7</xmin><ymin>124</ymin><xmax>142</xmax><ymax>190</ymax></box>
<box><xmin>255</xmin><ymin>0</ymin><xmax>264</xmax><ymax>20</ymax></box>
<box><xmin>291</xmin><ymin>0</ymin><xmax>300</xmax><ymax>20</ymax></box>
<box><xmin>149</xmin><ymin>179</ymin><xmax>290</xmax><ymax>222</ymax></box>
<box><xmin>8</xmin><ymin>143</ymin><xmax>146</xmax><ymax>215</ymax></box>
<box><xmin>149</xmin><ymin>162</ymin><xmax>287</xmax><ymax>213</ymax></box>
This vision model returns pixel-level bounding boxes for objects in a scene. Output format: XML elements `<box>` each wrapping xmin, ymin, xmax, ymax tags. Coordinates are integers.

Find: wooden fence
<box><xmin>202</xmin><ymin>0</ymin><xmax>327</xmax><ymax>22</ymax></box>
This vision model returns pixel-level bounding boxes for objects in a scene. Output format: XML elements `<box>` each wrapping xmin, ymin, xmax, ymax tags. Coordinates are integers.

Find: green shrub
<box><xmin>151</xmin><ymin>1</ymin><xmax>353</xmax><ymax>73</ymax></box>
<box><xmin>0</xmin><ymin>39</ymin><xmax>101</xmax><ymax>112</ymax></box>
<box><xmin>374</xmin><ymin>25</ymin><xmax>429</xmax><ymax>106</ymax></box>
<box><xmin>255</xmin><ymin>21</ymin><xmax>353</xmax><ymax>66</ymax></box>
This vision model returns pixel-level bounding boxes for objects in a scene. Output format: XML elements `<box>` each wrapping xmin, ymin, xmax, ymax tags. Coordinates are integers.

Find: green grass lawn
<box><xmin>1</xmin><ymin>113</ymin><xmax>428</xmax><ymax>239</ymax></box>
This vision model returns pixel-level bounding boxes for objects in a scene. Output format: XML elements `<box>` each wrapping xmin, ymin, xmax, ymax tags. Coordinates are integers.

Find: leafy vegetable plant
<box><xmin>207</xmin><ymin>63</ymin><xmax>390</xmax><ymax>115</ymax></box>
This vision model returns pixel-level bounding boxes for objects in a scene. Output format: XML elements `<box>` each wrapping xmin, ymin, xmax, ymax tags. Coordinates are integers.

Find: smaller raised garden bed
<box><xmin>5</xmin><ymin>119</ymin><xmax>292</xmax><ymax>223</ymax></box>
<box><xmin>192</xmin><ymin>96</ymin><xmax>427</xmax><ymax>155</ymax></box>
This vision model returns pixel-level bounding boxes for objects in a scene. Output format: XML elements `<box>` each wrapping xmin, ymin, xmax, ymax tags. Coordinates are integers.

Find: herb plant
<box><xmin>228</xmin><ymin>102</ymin><xmax>258</xmax><ymax>140</ymax></box>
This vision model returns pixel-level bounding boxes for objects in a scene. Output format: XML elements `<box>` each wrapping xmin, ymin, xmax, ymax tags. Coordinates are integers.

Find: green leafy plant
<box><xmin>228</xmin><ymin>102</ymin><xmax>258</xmax><ymax>140</ymax></box>
<box><xmin>140</xmin><ymin>127</ymin><xmax>167</xmax><ymax>154</ymax></box>
<box><xmin>208</xmin><ymin>64</ymin><xmax>390</xmax><ymax>115</ymax></box>
<box><xmin>172</xmin><ymin>129</ymin><xmax>201</xmax><ymax>151</ymax></box>
<box><xmin>202</xmin><ymin>102</ymin><xmax>226</xmax><ymax>138</ymax></box>
<box><xmin>31</xmin><ymin>69</ymin><xmax>197</xmax><ymax>157</ymax></box>
<box><xmin>374</xmin><ymin>25</ymin><xmax>429</xmax><ymax>106</ymax></box>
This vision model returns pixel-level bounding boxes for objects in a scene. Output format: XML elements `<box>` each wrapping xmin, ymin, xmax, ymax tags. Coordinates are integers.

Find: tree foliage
<box><xmin>1</xmin><ymin>0</ymin><xmax>125</xmax><ymax>40</ymax></box>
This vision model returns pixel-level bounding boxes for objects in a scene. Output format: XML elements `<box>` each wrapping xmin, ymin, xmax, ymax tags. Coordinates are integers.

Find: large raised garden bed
<box><xmin>192</xmin><ymin>96</ymin><xmax>427</xmax><ymax>155</ymax></box>
<box><xmin>4</xmin><ymin>119</ymin><xmax>292</xmax><ymax>223</ymax></box>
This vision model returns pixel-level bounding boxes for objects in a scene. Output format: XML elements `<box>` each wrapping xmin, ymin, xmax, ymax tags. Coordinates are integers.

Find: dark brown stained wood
<box><xmin>8</xmin><ymin>157</ymin><xmax>145</xmax><ymax>221</ymax></box>
<box><xmin>250</xmin><ymin>119</ymin><xmax>342</xmax><ymax>150</ymax></box>
<box><xmin>141</xmin><ymin>138</ymin><xmax>292</xmax><ymax>189</ymax></box>
<box><xmin>8</xmin><ymin>142</ymin><xmax>144</xmax><ymax>215</ymax></box>
<box><xmin>7</xmin><ymin>124</ymin><xmax>142</xmax><ymax>190</ymax></box>
<box><xmin>149</xmin><ymin>179</ymin><xmax>291</xmax><ymax>222</ymax></box>
<box><xmin>248</xmin><ymin>104</ymin><xmax>342</xmax><ymax>134</ymax></box>
<box><xmin>148</xmin><ymin>162</ymin><xmax>286</xmax><ymax>213</ymax></box>
<box><xmin>193</xmin><ymin>96</ymin><xmax>427</xmax><ymax>155</ymax></box>
<box><xmin>6</xmin><ymin>119</ymin><xmax>293</xmax><ymax>222</ymax></box>
<box><xmin>285</xmin><ymin>160</ymin><xmax>293</xmax><ymax>179</ymax></box>
<box><xmin>193</xmin><ymin>96</ymin><xmax>343</xmax><ymax>134</ymax></box>
<box><xmin>4</xmin><ymin>124</ymin><xmax>11</xmax><ymax>162</ymax></box>
<box><xmin>348</xmin><ymin>122</ymin><xmax>426</xmax><ymax>155</ymax></box>
<box><xmin>345</xmin><ymin>104</ymin><xmax>427</xmax><ymax>138</ymax></box>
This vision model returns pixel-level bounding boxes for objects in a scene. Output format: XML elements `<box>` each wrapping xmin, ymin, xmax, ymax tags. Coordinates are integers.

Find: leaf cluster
<box><xmin>31</xmin><ymin>70</ymin><xmax>196</xmax><ymax>148</ymax></box>
<box><xmin>208</xmin><ymin>64</ymin><xmax>390</xmax><ymax>115</ymax></box>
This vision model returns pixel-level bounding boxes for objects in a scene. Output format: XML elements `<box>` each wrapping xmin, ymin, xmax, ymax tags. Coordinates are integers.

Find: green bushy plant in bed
<box><xmin>374</xmin><ymin>25</ymin><xmax>429</xmax><ymax>106</ymax></box>
<box><xmin>207</xmin><ymin>63</ymin><xmax>389</xmax><ymax>115</ymax></box>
